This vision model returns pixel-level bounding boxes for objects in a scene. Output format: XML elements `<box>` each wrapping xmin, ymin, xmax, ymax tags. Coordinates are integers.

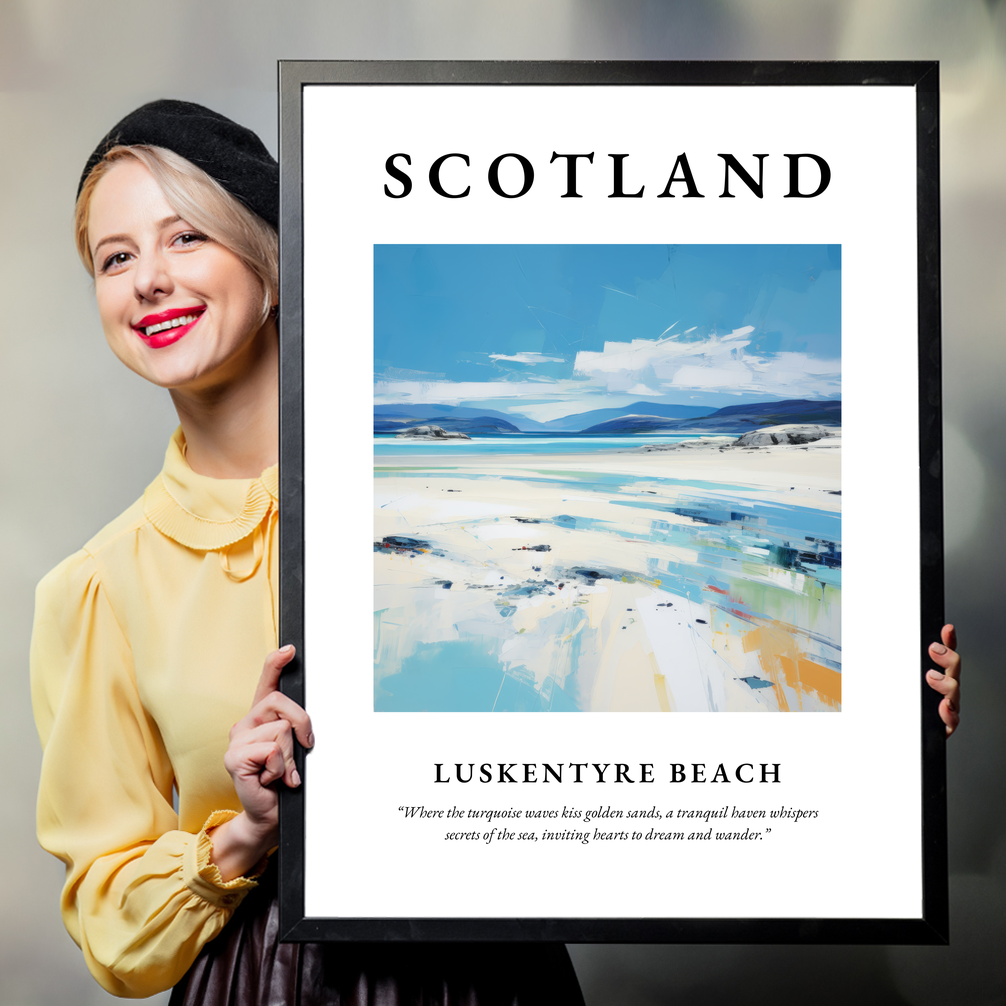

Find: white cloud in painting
<box><xmin>378</xmin><ymin>367</ymin><xmax>447</xmax><ymax>381</ymax></box>
<box><xmin>375</xmin><ymin>378</ymin><xmax>572</xmax><ymax>405</ymax></box>
<box><xmin>489</xmin><ymin>352</ymin><xmax>566</xmax><ymax>364</ymax></box>
<box><xmin>574</xmin><ymin>327</ymin><xmax>752</xmax><ymax>381</ymax></box>
<box><xmin>375</xmin><ymin>326</ymin><xmax>840</xmax><ymax>415</ymax></box>
<box><xmin>375</xmin><ymin>377</ymin><xmax>625</xmax><ymax>420</ymax></box>
<box><xmin>573</xmin><ymin>326</ymin><xmax>841</xmax><ymax>398</ymax></box>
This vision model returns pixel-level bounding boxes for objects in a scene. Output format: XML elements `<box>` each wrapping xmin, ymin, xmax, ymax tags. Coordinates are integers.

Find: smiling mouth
<box><xmin>142</xmin><ymin>313</ymin><xmax>199</xmax><ymax>337</ymax></box>
<box><xmin>135</xmin><ymin>307</ymin><xmax>206</xmax><ymax>338</ymax></box>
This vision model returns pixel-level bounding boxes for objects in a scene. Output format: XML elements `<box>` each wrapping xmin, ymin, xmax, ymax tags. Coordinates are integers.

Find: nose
<box><xmin>133</xmin><ymin>247</ymin><xmax>173</xmax><ymax>303</ymax></box>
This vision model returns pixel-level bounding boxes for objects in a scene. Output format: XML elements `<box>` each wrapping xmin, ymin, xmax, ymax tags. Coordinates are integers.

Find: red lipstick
<box><xmin>132</xmin><ymin>306</ymin><xmax>206</xmax><ymax>349</ymax></box>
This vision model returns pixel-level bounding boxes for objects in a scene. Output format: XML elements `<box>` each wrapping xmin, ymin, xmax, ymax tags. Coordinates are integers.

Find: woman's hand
<box><xmin>209</xmin><ymin>645</ymin><xmax>314</xmax><ymax>881</ymax></box>
<box><xmin>926</xmin><ymin>624</ymin><xmax>961</xmax><ymax>738</ymax></box>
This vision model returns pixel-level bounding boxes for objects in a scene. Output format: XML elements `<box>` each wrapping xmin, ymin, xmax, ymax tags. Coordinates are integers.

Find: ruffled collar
<box><xmin>143</xmin><ymin>428</ymin><xmax>278</xmax><ymax>551</ymax></box>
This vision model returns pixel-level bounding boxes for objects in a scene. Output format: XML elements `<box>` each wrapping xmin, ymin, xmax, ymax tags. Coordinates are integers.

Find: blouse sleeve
<box><xmin>31</xmin><ymin>549</ymin><xmax>262</xmax><ymax>998</ymax></box>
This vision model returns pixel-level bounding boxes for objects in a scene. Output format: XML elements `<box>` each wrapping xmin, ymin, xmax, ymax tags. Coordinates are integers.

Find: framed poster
<box><xmin>277</xmin><ymin>61</ymin><xmax>946</xmax><ymax>943</ymax></box>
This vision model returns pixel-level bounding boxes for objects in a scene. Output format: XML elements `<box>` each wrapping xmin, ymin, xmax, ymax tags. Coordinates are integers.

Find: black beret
<box><xmin>78</xmin><ymin>99</ymin><xmax>278</xmax><ymax>228</ymax></box>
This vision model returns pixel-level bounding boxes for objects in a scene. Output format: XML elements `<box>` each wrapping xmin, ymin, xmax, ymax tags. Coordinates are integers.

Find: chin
<box><xmin>122</xmin><ymin>353</ymin><xmax>218</xmax><ymax>391</ymax></box>
<box><xmin>109</xmin><ymin>321</ymin><xmax>271</xmax><ymax>393</ymax></box>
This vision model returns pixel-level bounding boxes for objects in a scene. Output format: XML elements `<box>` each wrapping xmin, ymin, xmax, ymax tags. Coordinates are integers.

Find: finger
<box><xmin>224</xmin><ymin>739</ymin><xmax>287</xmax><ymax>786</ymax></box>
<box><xmin>258</xmin><ymin>742</ymin><xmax>287</xmax><ymax>787</ymax></box>
<box><xmin>928</xmin><ymin>641</ymin><xmax>961</xmax><ymax>680</ymax></box>
<box><xmin>939</xmin><ymin>697</ymin><xmax>960</xmax><ymax>737</ymax></box>
<box><xmin>233</xmin><ymin>720</ymin><xmax>301</xmax><ymax>788</ymax></box>
<box><xmin>252</xmin><ymin>645</ymin><xmax>296</xmax><ymax>707</ymax></box>
<box><xmin>230</xmin><ymin>695</ymin><xmax>313</xmax><ymax>751</ymax></box>
<box><xmin>926</xmin><ymin>669</ymin><xmax>960</xmax><ymax>707</ymax></box>
<box><xmin>941</xmin><ymin>624</ymin><xmax>957</xmax><ymax>652</ymax></box>
<box><xmin>246</xmin><ymin>691</ymin><xmax>314</xmax><ymax>749</ymax></box>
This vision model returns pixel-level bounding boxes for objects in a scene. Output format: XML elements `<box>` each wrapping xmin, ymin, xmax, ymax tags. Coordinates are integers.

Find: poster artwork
<box><xmin>288</xmin><ymin>65</ymin><xmax>942</xmax><ymax>940</ymax></box>
<box><xmin>373</xmin><ymin>243</ymin><xmax>841</xmax><ymax>714</ymax></box>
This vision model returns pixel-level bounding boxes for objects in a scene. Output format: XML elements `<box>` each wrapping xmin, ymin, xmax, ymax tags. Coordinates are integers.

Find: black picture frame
<box><xmin>277</xmin><ymin>60</ymin><xmax>945</xmax><ymax>944</ymax></box>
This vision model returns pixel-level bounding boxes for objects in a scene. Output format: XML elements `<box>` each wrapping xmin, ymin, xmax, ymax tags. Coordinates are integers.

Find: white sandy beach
<box><xmin>374</xmin><ymin>439</ymin><xmax>841</xmax><ymax>714</ymax></box>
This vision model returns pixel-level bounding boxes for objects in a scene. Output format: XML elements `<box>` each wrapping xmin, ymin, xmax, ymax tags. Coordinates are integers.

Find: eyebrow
<box><xmin>91</xmin><ymin>215</ymin><xmax>185</xmax><ymax>258</ymax></box>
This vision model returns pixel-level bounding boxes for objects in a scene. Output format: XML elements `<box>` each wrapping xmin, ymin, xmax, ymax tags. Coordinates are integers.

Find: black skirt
<box><xmin>169</xmin><ymin>869</ymin><xmax>585</xmax><ymax>1006</ymax></box>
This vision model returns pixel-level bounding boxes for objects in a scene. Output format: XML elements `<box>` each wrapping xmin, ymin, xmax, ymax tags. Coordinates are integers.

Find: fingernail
<box><xmin>928</xmin><ymin>670</ymin><xmax>944</xmax><ymax>679</ymax></box>
<box><xmin>931</xmin><ymin>643</ymin><xmax>947</xmax><ymax>655</ymax></box>
<box><xmin>292</xmin><ymin>768</ymin><xmax>301</xmax><ymax>787</ymax></box>
<box><xmin>307</xmin><ymin>732</ymin><xmax>315</xmax><ymax>748</ymax></box>
<box><xmin>280</xmin><ymin>644</ymin><xmax>295</xmax><ymax>654</ymax></box>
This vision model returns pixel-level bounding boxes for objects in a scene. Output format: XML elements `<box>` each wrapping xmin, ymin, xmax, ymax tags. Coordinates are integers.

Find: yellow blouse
<box><xmin>31</xmin><ymin>429</ymin><xmax>279</xmax><ymax>998</ymax></box>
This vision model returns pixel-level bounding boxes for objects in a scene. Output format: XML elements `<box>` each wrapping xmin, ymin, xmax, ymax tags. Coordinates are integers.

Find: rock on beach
<box><xmin>636</xmin><ymin>424</ymin><xmax>841</xmax><ymax>453</ymax></box>
<box><xmin>394</xmin><ymin>425</ymin><xmax>472</xmax><ymax>440</ymax></box>
<box><xmin>734</xmin><ymin>424</ymin><xmax>838</xmax><ymax>447</ymax></box>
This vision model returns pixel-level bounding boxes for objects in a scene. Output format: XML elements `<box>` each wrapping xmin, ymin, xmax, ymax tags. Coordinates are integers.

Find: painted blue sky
<box><xmin>374</xmin><ymin>244</ymin><xmax>841</xmax><ymax>423</ymax></box>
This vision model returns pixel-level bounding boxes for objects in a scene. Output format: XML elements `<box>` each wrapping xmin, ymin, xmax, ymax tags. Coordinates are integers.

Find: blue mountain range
<box><xmin>374</xmin><ymin>414</ymin><xmax>521</xmax><ymax>434</ymax></box>
<box><xmin>374</xmin><ymin>401</ymin><xmax>717</xmax><ymax>434</ymax></box>
<box><xmin>582</xmin><ymin>399</ymin><xmax>841</xmax><ymax>434</ymax></box>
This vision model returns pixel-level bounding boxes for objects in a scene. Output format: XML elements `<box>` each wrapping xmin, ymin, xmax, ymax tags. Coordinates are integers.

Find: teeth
<box><xmin>142</xmin><ymin>313</ymin><xmax>199</xmax><ymax>337</ymax></box>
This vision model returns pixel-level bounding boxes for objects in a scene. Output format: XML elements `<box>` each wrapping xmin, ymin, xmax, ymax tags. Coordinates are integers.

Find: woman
<box><xmin>32</xmin><ymin>99</ymin><xmax>962</xmax><ymax>1003</ymax></box>
<box><xmin>31</xmin><ymin>100</ymin><xmax>586</xmax><ymax>1003</ymax></box>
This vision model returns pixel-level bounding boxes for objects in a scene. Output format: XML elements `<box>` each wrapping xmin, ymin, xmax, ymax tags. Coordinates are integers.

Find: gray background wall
<box><xmin>1</xmin><ymin>2</ymin><xmax>1003</xmax><ymax>1003</ymax></box>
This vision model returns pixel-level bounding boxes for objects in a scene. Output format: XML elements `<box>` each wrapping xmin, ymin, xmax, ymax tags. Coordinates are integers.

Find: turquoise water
<box><xmin>374</xmin><ymin>433</ymin><xmax>703</xmax><ymax>457</ymax></box>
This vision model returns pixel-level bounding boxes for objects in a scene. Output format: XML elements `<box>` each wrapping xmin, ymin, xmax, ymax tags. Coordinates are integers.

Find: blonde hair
<box><xmin>75</xmin><ymin>145</ymin><xmax>278</xmax><ymax>322</ymax></box>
